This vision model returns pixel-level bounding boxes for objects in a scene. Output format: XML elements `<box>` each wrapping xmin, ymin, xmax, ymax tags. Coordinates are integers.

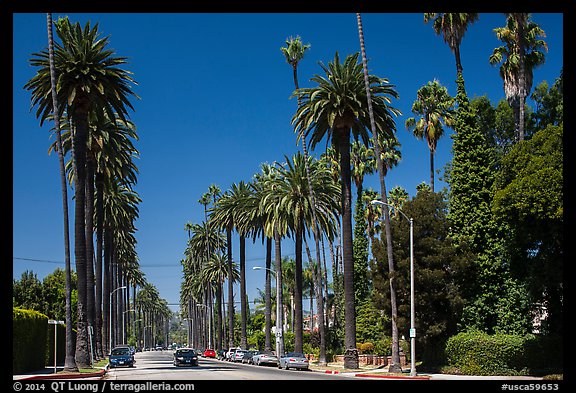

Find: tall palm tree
<box><xmin>45</xmin><ymin>12</ymin><xmax>77</xmax><ymax>372</ymax></box>
<box><xmin>424</xmin><ymin>13</ymin><xmax>479</xmax><ymax>75</ymax></box>
<box><xmin>292</xmin><ymin>51</ymin><xmax>399</xmax><ymax>369</ymax></box>
<box><xmin>25</xmin><ymin>16</ymin><xmax>138</xmax><ymax>366</ymax></box>
<box><xmin>489</xmin><ymin>14</ymin><xmax>547</xmax><ymax>141</ymax></box>
<box><xmin>405</xmin><ymin>80</ymin><xmax>455</xmax><ymax>192</ymax></box>
<box><xmin>281</xmin><ymin>35</ymin><xmax>329</xmax><ymax>363</ymax></box>
<box><xmin>356</xmin><ymin>13</ymin><xmax>403</xmax><ymax>371</ymax></box>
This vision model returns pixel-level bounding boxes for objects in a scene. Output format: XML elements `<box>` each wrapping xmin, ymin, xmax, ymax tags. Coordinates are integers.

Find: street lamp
<box><xmin>109</xmin><ymin>285</ymin><xmax>127</xmax><ymax>351</ymax></box>
<box><xmin>253</xmin><ymin>266</ymin><xmax>283</xmax><ymax>357</ymax></box>
<box><xmin>371</xmin><ymin>199</ymin><xmax>416</xmax><ymax>376</ymax></box>
<box><xmin>122</xmin><ymin>309</ymin><xmax>136</xmax><ymax>345</ymax></box>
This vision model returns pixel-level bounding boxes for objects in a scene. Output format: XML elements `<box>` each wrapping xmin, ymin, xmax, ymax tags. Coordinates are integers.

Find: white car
<box><xmin>226</xmin><ymin>347</ymin><xmax>240</xmax><ymax>361</ymax></box>
<box><xmin>232</xmin><ymin>349</ymin><xmax>247</xmax><ymax>362</ymax></box>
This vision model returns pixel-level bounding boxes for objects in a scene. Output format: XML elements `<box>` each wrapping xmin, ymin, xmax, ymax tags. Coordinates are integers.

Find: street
<box><xmin>104</xmin><ymin>350</ymin><xmax>345</xmax><ymax>381</ymax></box>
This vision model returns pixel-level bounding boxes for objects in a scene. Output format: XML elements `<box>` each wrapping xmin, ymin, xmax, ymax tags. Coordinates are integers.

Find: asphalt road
<box><xmin>104</xmin><ymin>349</ymin><xmax>344</xmax><ymax>381</ymax></box>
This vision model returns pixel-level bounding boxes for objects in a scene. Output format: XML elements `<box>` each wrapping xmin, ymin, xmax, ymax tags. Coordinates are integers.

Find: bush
<box><xmin>445</xmin><ymin>331</ymin><xmax>552</xmax><ymax>376</ymax></box>
<box><xmin>13</xmin><ymin>308</ymin><xmax>48</xmax><ymax>374</ymax></box>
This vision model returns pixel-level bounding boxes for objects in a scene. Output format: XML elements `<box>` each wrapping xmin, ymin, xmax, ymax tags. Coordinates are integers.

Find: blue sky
<box><xmin>12</xmin><ymin>13</ymin><xmax>564</xmax><ymax>314</ymax></box>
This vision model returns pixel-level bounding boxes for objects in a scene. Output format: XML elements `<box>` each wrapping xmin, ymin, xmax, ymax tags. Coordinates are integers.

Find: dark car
<box><xmin>173</xmin><ymin>348</ymin><xmax>199</xmax><ymax>367</ymax></box>
<box><xmin>109</xmin><ymin>346</ymin><xmax>135</xmax><ymax>368</ymax></box>
<box><xmin>242</xmin><ymin>350</ymin><xmax>259</xmax><ymax>364</ymax></box>
<box><xmin>217</xmin><ymin>349</ymin><xmax>227</xmax><ymax>360</ymax></box>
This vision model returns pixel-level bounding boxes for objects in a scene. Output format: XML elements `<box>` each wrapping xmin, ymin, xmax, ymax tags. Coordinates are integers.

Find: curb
<box><xmin>17</xmin><ymin>369</ymin><xmax>107</xmax><ymax>381</ymax></box>
<box><xmin>355</xmin><ymin>373</ymin><xmax>431</xmax><ymax>380</ymax></box>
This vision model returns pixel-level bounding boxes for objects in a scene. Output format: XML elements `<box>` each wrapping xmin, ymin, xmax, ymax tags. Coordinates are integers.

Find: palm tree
<box><xmin>292</xmin><ymin>51</ymin><xmax>399</xmax><ymax>369</ymax></box>
<box><xmin>25</xmin><ymin>16</ymin><xmax>138</xmax><ymax>366</ymax></box>
<box><xmin>356</xmin><ymin>13</ymin><xmax>403</xmax><ymax>371</ymax></box>
<box><xmin>405</xmin><ymin>80</ymin><xmax>456</xmax><ymax>192</ymax></box>
<box><xmin>45</xmin><ymin>12</ymin><xmax>77</xmax><ymax>372</ymax></box>
<box><xmin>489</xmin><ymin>13</ymin><xmax>547</xmax><ymax>141</ymax></box>
<box><xmin>424</xmin><ymin>13</ymin><xmax>479</xmax><ymax>75</ymax></box>
<box><xmin>281</xmin><ymin>35</ymin><xmax>329</xmax><ymax>363</ymax></box>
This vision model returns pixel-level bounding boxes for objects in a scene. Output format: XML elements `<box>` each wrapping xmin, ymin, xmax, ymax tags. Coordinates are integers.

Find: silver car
<box><xmin>252</xmin><ymin>350</ymin><xmax>278</xmax><ymax>366</ymax></box>
<box><xmin>278</xmin><ymin>352</ymin><xmax>309</xmax><ymax>370</ymax></box>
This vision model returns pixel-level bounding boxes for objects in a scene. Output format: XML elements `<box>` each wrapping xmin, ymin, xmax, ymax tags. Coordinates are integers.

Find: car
<box><xmin>226</xmin><ymin>347</ymin><xmax>240</xmax><ymax>361</ymax></box>
<box><xmin>203</xmin><ymin>348</ymin><xmax>216</xmax><ymax>358</ymax></box>
<box><xmin>232</xmin><ymin>349</ymin><xmax>247</xmax><ymax>362</ymax></box>
<box><xmin>241</xmin><ymin>350</ymin><xmax>259</xmax><ymax>364</ymax></box>
<box><xmin>109</xmin><ymin>346</ymin><xmax>135</xmax><ymax>368</ymax></box>
<box><xmin>252</xmin><ymin>350</ymin><xmax>278</xmax><ymax>366</ymax></box>
<box><xmin>155</xmin><ymin>345</ymin><xmax>163</xmax><ymax>351</ymax></box>
<box><xmin>173</xmin><ymin>348</ymin><xmax>199</xmax><ymax>367</ymax></box>
<box><xmin>217</xmin><ymin>349</ymin><xmax>227</xmax><ymax>360</ymax></box>
<box><xmin>278</xmin><ymin>352</ymin><xmax>309</xmax><ymax>371</ymax></box>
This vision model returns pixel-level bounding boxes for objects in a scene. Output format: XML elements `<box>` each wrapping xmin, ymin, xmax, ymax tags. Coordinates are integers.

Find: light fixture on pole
<box><xmin>109</xmin><ymin>285</ymin><xmax>127</xmax><ymax>352</ymax></box>
<box><xmin>371</xmin><ymin>199</ymin><xmax>416</xmax><ymax>376</ymax></box>
<box><xmin>253</xmin><ymin>266</ymin><xmax>283</xmax><ymax>357</ymax></box>
<box><xmin>122</xmin><ymin>309</ymin><xmax>136</xmax><ymax>345</ymax></box>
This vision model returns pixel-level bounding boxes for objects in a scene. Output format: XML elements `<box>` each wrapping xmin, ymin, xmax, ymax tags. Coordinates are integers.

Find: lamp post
<box><xmin>109</xmin><ymin>285</ymin><xmax>127</xmax><ymax>351</ymax></box>
<box><xmin>371</xmin><ymin>200</ymin><xmax>416</xmax><ymax>376</ymax></box>
<box><xmin>183</xmin><ymin>318</ymin><xmax>191</xmax><ymax>347</ymax></box>
<box><xmin>253</xmin><ymin>266</ymin><xmax>283</xmax><ymax>357</ymax></box>
<box><xmin>122</xmin><ymin>309</ymin><xmax>136</xmax><ymax>345</ymax></box>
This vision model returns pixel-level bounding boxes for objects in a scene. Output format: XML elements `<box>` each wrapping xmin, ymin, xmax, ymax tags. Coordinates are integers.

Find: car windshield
<box><xmin>286</xmin><ymin>352</ymin><xmax>305</xmax><ymax>358</ymax></box>
<box><xmin>111</xmin><ymin>348</ymin><xmax>130</xmax><ymax>356</ymax></box>
<box><xmin>176</xmin><ymin>349</ymin><xmax>195</xmax><ymax>355</ymax></box>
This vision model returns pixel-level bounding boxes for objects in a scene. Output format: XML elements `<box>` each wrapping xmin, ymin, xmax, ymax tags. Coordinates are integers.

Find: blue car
<box><xmin>109</xmin><ymin>346</ymin><xmax>135</xmax><ymax>368</ymax></box>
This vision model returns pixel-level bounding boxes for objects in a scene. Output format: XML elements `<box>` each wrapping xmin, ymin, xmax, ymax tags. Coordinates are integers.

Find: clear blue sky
<box><xmin>12</xmin><ymin>13</ymin><xmax>564</xmax><ymax>314</ymax></box>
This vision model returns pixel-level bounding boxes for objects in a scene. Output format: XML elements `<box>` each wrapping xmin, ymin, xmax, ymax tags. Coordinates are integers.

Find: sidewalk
<box><xmin>13</xmin><ymin>366</ymin><xmax>107</xmax><ymax>381</ymax></box>
<box><xmin>308</xmin><ymin>362</ymin><xmax>545</xmax><ymax>380</ymax></box>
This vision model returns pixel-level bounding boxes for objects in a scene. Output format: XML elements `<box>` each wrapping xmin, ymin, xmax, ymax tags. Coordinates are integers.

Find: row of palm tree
<box><xmin>25</xmin><ymin>15</ymin><xmax>167</xmax><ymax>370</ymax></box>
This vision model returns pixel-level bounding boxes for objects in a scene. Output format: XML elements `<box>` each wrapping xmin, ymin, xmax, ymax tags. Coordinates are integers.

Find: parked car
<box><xmin>109</xmin><ymin>346</ymin><xmax>135</xmax><ymax>368</ymax></box>
<box><xmin>203</xmin><ymin>348</ymin><xmax>216</xmax><ymax>358</ymax></box>
<box><xmin>241</xmin><ymin>350</ymin><xmax>259</xmax><ymax>364</ymax></box>
<box><xmin>278</xmin><ymin>352</ymin><xmax>309</xmax><ymax>371</ymax></box>
<box><xmin>232</xmin><ymin>349</ymin><xmax>247</xmax><ymax>362</ymax></box>
<box><xmin>252</xmin><ymin>350</ymin><xmax>278</xmax><ymax>366</ymax></box>
<box><xmin>173</xmin><ymin>348</ymin><xmax>199</xmax><ymax>367</ymax></box>
<box><xmin>217</xmin><ymin>349</ymin><xmax>227</xmax><ymax>360</ymax></box>
<box><xmin>226</xmin><ymin>347</ymin><xmax>240</xmax><ymax>361</ymax></box>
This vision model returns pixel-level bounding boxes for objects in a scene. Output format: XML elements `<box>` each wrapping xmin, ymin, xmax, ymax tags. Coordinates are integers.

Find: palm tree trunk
<box><xmin>226</xmin><ymin>227</ymin><xmax>234</xmax><ymax>348</ymax></box>
<box><xmin>265</xmin><ymin>237</ymin><xmax>273</xmax><ymax>351</ymax></box>
<box><xmin>294</xmin><ymin>222</ymin><xmax>304</xmax><ymax>353</ymax></box>
<box><xmin>95</xmin><ymin>174</ymin><xmax>105</xmax><ymax>358</ymax></box>
<box><xmin>240</xmin><ymin>234</ymin><xmax>248</xmax><ymax>349</ymax></box>
<box><xmin>72</xmin><ymin>102</ymin><xmax>91</xmax><ymax>368</ymax></box>
<box><xmin>357</xmin><ymin>12</ymin><xmax>401</xmax><ymax>372</ymax></box>
<box><xmin>85</xmin><ymin>157</ymin><xmax>97</xmax><ymax>360</ymax></box>
<box><xmin>337</xmin><ymin>126</ymin><xmax>358</xmax><ymax>369</ymax></box>
<box><xmin>430</xmin><ymin>149</ymin><xmax>435</xmax><ymax>193</ymax></box>
<box><xmin>46</xmin><ymin>12</ymin><xmax>78</xmax><ymax>372</ymax></box>
<box><xmin>515</xmin><ymin>13</ymin><xmax>527</xmax><ymax>141</ymax></box>
<box><xmin>274</xmin><ymin>227</ymin><xmax>284</xmax><ymax>356</ymax></box>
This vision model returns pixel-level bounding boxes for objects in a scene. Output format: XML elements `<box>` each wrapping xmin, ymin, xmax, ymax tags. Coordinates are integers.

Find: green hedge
<box><xmin>445</xmin><ymin>331</ymin><xmax>563</xmax><ymax>376</ymax></box>
<box><xmin>13</xmin><ymin>308</ymin><xmax>48</xmax><ymax>374</ymax></box>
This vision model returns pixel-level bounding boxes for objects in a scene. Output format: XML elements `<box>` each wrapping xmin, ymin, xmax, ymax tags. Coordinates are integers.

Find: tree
<box><xmin>424</xmin><ymin>13</ymin><xmax>479</xmax><ymax>75</ymax></box>
<box><xmin>45</xmin><ymin>12</ymin><xmax>77</xmax><ymax>371</ymax></box>
<box><xmin>489</xmin><ymin>13</ymin><xmax>547</xmax><ymax>141</ymax></box>
<box><xmin>492</xmin><ymin>124</ymin><xmax>563</xmax><ymax>335</ymax></box>
<box><xmin>530</xmin><ymin>69</ymin><xmax>563</xmax><ymax>129</ymax></box>
<box><xmin>25</xmin><ymin>16</ymin><xmax>138</xmax><ymax>367</ymax></box>
<box><xmin>405</xmin><ymin>80</ymin><xmax>456</xmax><ymax>192</ymax></box>
<box><xmin>356</xmin><ymin>13</ymin><xmax>403</xmax><ymax>372</ymax></box>
<box><xmin>292</xmin><ymin>51</ymin><xmax>399</xmax><ymax>369</ymax></box>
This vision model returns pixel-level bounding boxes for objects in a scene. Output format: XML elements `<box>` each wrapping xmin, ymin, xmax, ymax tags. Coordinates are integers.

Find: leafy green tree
<box><xmin>530</xmin><ymin>70</ymin><xmax>563</xmax><ymax>130</ymax></box>
<box><xmin>41</xmin><ymin>268</ymin><xmax>78</xmax><ymax>323</ymax></box>
<box><xmin>492</xmin><ymin>124</ymin><xmax>563</xmax><ymax>335</ymax></box>
<box><xmin>447</xmin><ymin>73</ymin><xmax>528</xmax><ymax>334</ymax></box>
<box><xmin>13</xmin><ymin>271</ymin><xmax>44</xmax><ymax>312</ymax></box>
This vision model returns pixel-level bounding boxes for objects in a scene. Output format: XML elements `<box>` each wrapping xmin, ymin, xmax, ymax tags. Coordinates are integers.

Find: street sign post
<box><xmin>48</xmin><ymin>320</ymin><xmax>64</xmax><ymax>373</ymax></box>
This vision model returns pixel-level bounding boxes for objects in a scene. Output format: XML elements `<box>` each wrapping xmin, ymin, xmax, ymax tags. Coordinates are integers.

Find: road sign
<box><xmin>48</xmin><ymin>320</ymin><xmax>64</xmax><ymax>325</ymax></box>
<box><xmin>409</xmin><ymin>328</ymin><xmax>416</xmax><ymax>338</ymax></box>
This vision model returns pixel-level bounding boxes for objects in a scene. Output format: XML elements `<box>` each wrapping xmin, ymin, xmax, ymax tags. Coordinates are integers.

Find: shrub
<box><xmin>13</xmin><ymin>307</ymin><xmax>48</xmax><ymax>374</ymax></box>
<box><xmin>445</xmin><ymin>331</ymin><xmax>535</xmax><ymax>376</ymax></box>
